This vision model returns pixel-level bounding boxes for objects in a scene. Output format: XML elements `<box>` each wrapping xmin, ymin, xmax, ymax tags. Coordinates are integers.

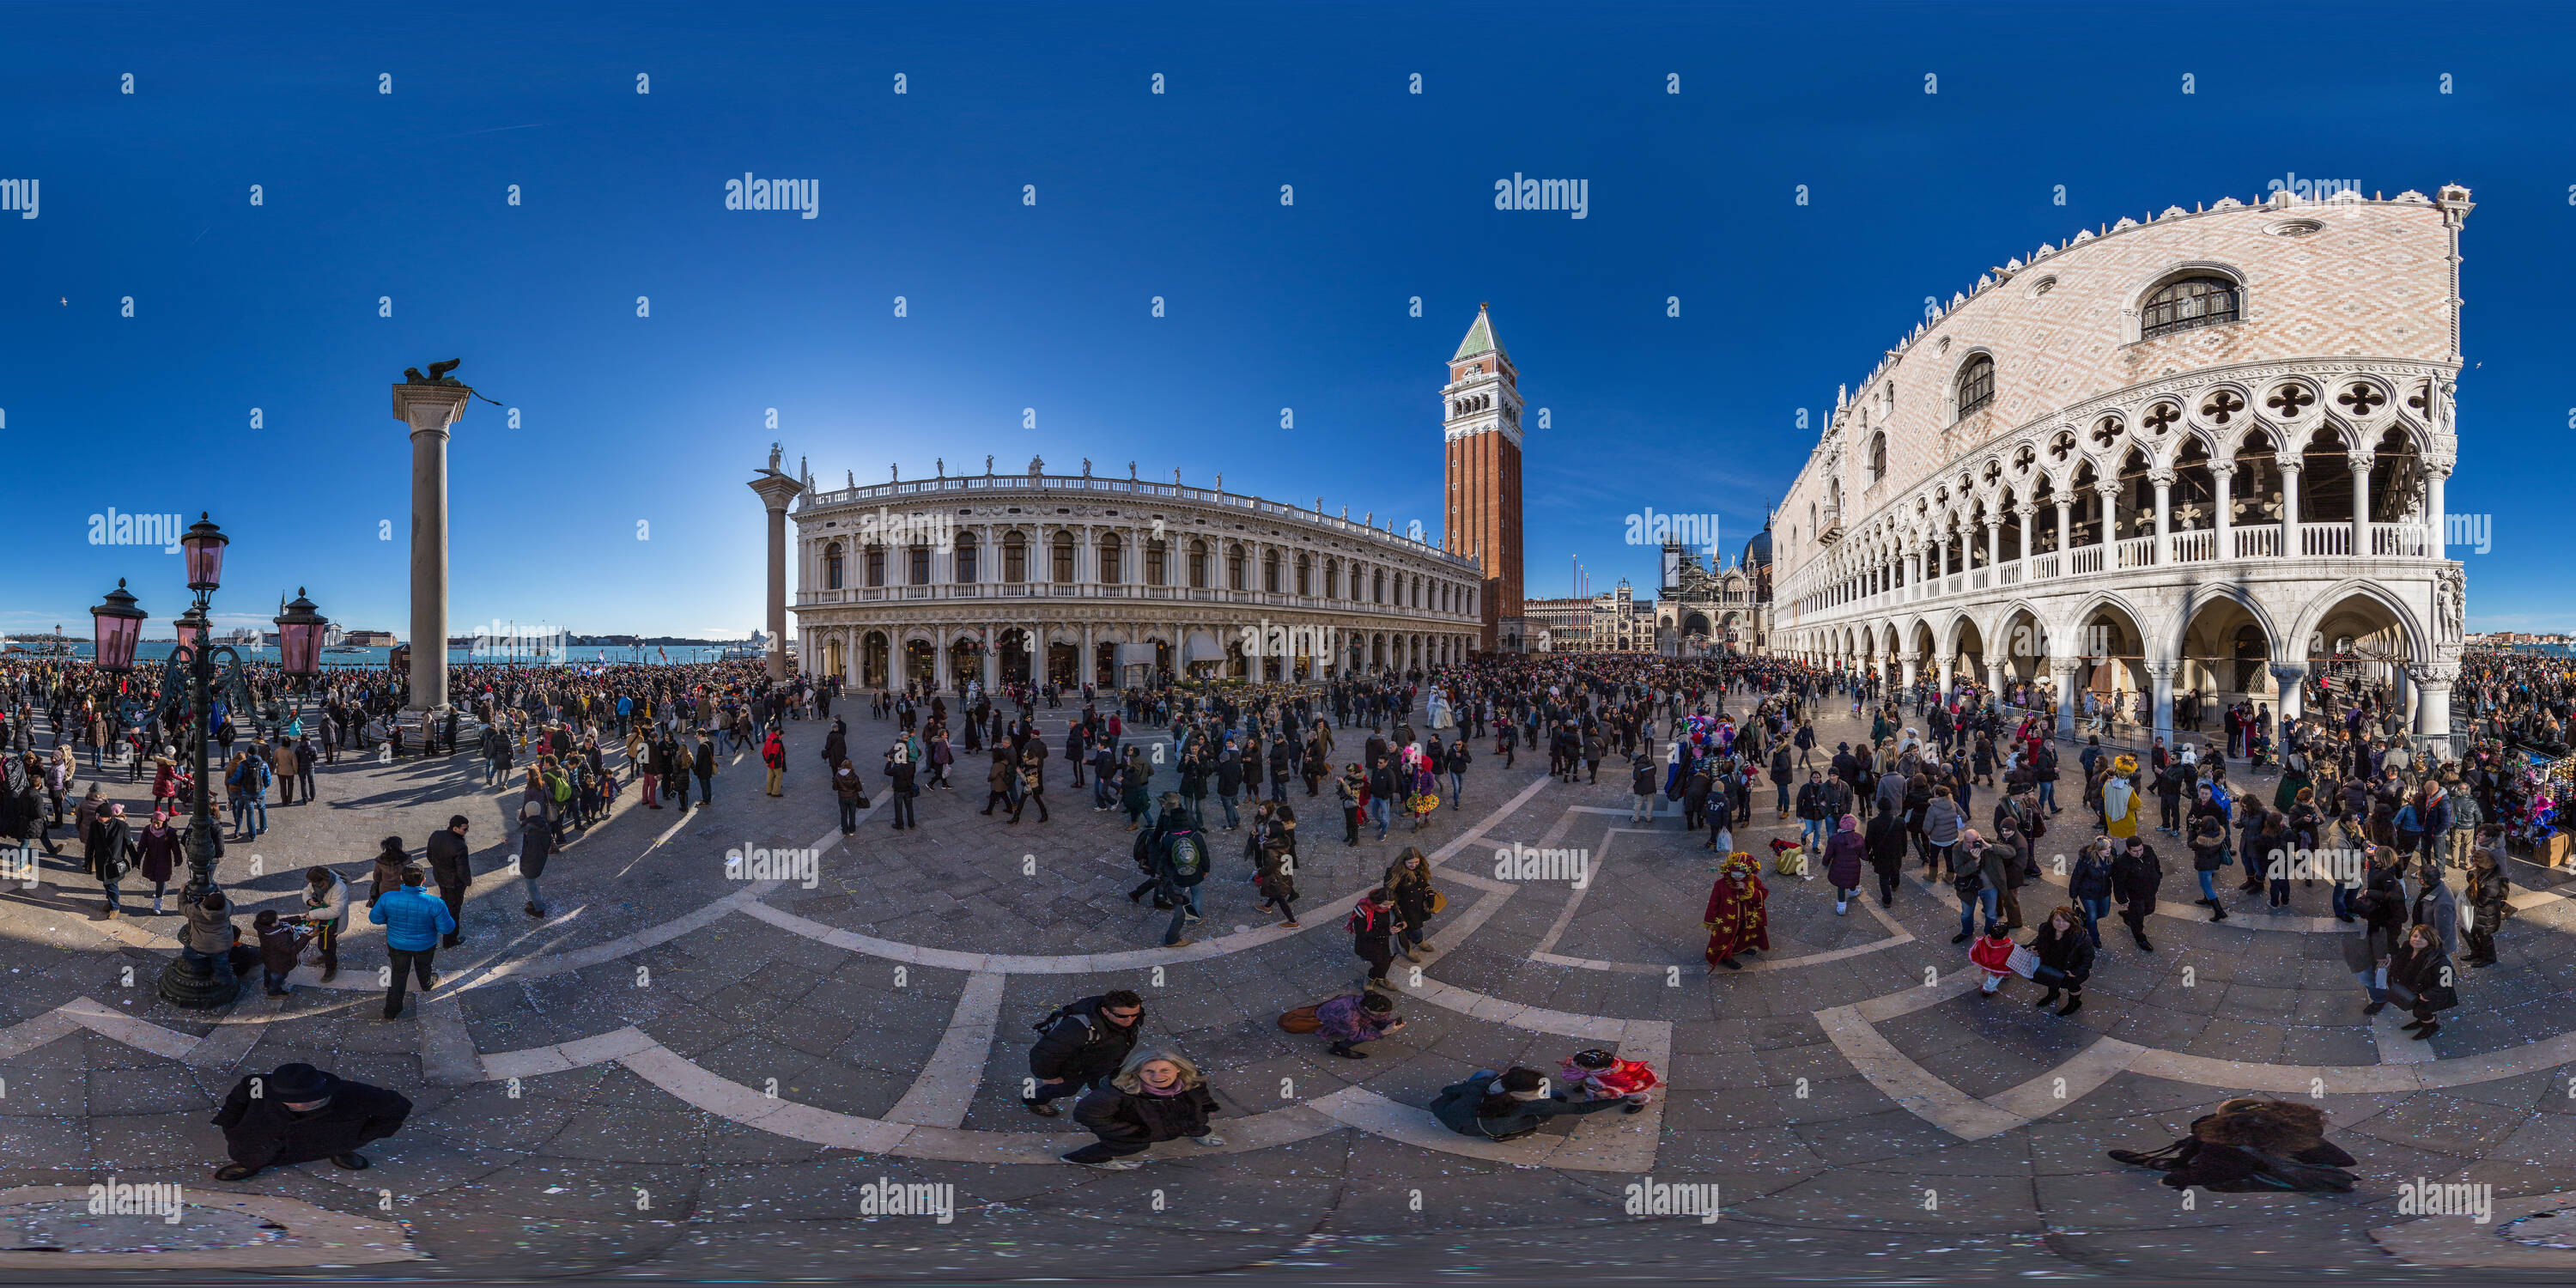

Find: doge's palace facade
<box><xmin>1765</xmin><ymin>185</ymin><xmax>2474</xmax><ymax>755</ymax></box>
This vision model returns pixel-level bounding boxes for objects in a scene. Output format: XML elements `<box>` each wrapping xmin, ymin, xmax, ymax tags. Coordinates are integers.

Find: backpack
<box><xmin>1030</xmin><ymin>1003</ymin><xmax>1098</xmax><ymax>1041</ymax></box>
<box><xmin>1161</xmin><ymin>827</ymin><xmax>1206</xmax><ymax>880</ymax></box>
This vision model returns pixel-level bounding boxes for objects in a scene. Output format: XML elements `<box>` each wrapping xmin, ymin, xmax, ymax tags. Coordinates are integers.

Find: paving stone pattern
<box><xmin>4</xmin><ymin>694</ymin><xmax>2575</xmax><ymax>1278</ymax></box>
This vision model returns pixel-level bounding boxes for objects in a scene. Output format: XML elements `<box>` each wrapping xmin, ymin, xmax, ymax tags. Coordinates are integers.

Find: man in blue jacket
<box><xmin>368</xmin><ymin>868</ymin><xmax>457</xmax><ymax>1020</ymax></box>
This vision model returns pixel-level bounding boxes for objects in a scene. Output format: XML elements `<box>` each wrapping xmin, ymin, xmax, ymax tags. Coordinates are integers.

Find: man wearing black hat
<box><xmin>209</xmin><ymin>1062</ymin><xmax>414</xmax><ymax>1182</ymax></box>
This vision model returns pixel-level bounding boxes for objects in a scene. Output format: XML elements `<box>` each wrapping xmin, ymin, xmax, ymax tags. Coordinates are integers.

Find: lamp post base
<box><xmin>155</xmin><ymin>951</ymin><xmax>242</xmax><ymax>1010</ymax></box>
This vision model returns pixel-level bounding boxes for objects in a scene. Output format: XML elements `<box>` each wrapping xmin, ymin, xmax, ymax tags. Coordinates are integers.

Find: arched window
<box><xmin>1325</xmin><ymin>559</ymin><xmax>1340</xmax><ymax>598</ymax></box>
<box><xmin>1099</xmin><ymin>532</ymin><xmax>1123</xmax><ymax>584</ymax></box>
<box><xmin>1262</xmin><ymin>547</ymin><xmax>1280</xmax><ymax>592</ymax></box>
<box><xmin>865</xmin><ymin>544</ymin><xmax>886</xmax><ymax>587</ymax></box>
<box><xmin>1188</xmin><ymin>539</ymin><xmax>1208</xmax><ymax>588</ymax></box>
<box><xmin>1296</xmin><ymin>552</ymin><xmax>1311</xmax><ymax>595</ymax></box>
<box><xmin>1867</xmin><ymin>432</ymin><xmax>1887</xmax><ymax>484</ymax></box>
<box><xmin>2141</xmin><ymin>275</ymin><xmax>2240</xmax><ymax>339</ymax></box>
<box><xmin>953</xmin><ymin>532</ymin><xmax>978</xmax><ymax>583</ymax></box>
<box><xmin>1373</xmin><ymin>568</ymin><xmax>1386</xmax><ymax>604</ymax></box>
<box><xmin>1145</xmin><ymin>538</ymin><xmax>1166</xmax><ymax>586</ymax></box>
<box><xmin>1051</xmin><ymin>532</ymin><xmax>1076</xmax><ymax>583</ymax></box>
<box><xmin>1955</xmin><ymin>355</ymin><xmax>1995</xmax><ymax>418</ymax></box>
<box><xmin>908</xmin><ymin>544</ymin><xmax>930</xmax><ymax>586</ymax></box>
<box><xmin>824</xmin><ymin>541</ymin><xmax>844</xmax><ymax>590</ymax></box>
<box><xmin>1002</xmin><ymin>532</ymin><xmax>1026</xmax><ymax>582</ymax></box>
<box><xmin>1226</xmin><ymin>544</ymin><xmax>1246</xmax><ymax>591</ymax></box>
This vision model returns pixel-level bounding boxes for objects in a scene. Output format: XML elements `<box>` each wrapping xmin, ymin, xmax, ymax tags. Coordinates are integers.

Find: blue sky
<box><xmin>6</xmin><ymin>0</ymin><xmax>2570</xmax><ymax>640</ymax></box>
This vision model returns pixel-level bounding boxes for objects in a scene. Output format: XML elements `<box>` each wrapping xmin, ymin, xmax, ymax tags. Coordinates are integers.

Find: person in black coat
<box><xmin>2388</xmin><ymin>921</ymin><xmax>2458</xmax><ymax>1041</ymax></box>
<box><xmin>690</xmin><ymin>734</ymin><xmax>717</xmax><ymax>810</ymax></box>
<box><xmin>2031</xmin><ymin>904</ymin><xmax>2096</xmax><ymax>1016</ymax></box>
<box><xmin>1023</xmin><ymin>990</ymin><xmax>1145</xmax><ymax>1117</ymax></box>
<box><xmin>2110</xmin><ymin>835</ymin><xmax>2163</xmax><ymax>951</ymax></box>
<box><xmin>1863</xmin><ymin>808</ymin><xmax>1908</xmax><ymax>908</ymax></box>
<box><xmin>1062</xmin><ymin>1048</ymin><xmax>1223</xmax><ymax>1169</ymax></box>
<box><xmin>425</xmin><ymin>815</ymin><xmax>473</xmax><ymax>948</ymax></box>
<box><xmin>88</xmin><ymin>803</ymin><xmax>138</xmax><ymax>919</ymax></box>
<box><xmin>210</xmin><ymin>1062</ymin><xmax>413</xmax><ymax>1181</ymax></box>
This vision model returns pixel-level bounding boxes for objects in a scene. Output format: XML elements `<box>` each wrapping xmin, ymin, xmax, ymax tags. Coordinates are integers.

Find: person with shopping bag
<box><xmin>1967</xmin><ymin>923</ymin><xmax>2026</xmax><ymax>998</ymax></box>
<box><xmin>2030</xmin><ymin>905</ymin><xmax>2095</xmax><ymax>1017</ymax></box>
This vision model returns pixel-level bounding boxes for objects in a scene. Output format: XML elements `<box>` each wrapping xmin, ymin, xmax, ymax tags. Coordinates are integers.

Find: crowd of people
<box><xmin>9</xmin><ymin>634</ymin><xmax>2543</xmax><ymax>1189</ymax></box>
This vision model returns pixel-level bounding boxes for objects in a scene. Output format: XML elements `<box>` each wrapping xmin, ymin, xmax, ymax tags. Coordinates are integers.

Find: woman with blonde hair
<box><xmin>1062</xmin><ymin>1048</ymin><xmax>1223</xmax><ymax>1170</ymax></box>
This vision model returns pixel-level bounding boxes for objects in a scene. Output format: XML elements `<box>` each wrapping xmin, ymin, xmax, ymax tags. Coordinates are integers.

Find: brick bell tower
<box><xmin>1443</xmin><ymin>303</ymin><xmax>1525</xmax><ymax>653</ymax></box>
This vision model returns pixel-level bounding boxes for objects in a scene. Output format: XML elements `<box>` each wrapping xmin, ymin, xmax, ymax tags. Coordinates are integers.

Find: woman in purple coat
<box><xmin>1824</xmin><ymin>813</ymin><xmax>1867</xmax><ymax>915</ymax></box>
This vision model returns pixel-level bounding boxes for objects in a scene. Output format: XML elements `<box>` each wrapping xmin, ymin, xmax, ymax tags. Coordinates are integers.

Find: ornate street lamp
<box><xmin>181</xmin><ymin>513</ymin><xmax>228</xmax><ymax>592</ymax></box>
<box><xmin>274</xmin><ymin>588</ymin><xmax>328</xmax><ymax>678</ymax></box>
<box><xmin>173</xmin><ymin>605</ymin><xmax>210</xmax><ymax>655</ymax></box>
<box><xmin>110</xmin><ymin>513</ymin><xmax>264</xmax><ymax>1009</ymax></box>
<box><xmin>88</xmin><ymin>580</ymin><xmax>147</xmax><ymax>672</ymax></box>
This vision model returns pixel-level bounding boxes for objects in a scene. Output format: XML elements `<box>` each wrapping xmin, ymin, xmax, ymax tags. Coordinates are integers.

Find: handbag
<box><xmin>1277</xmin><ymin>1004</ymin><xmax>1321</xmax><ymax>1034</ymax></box>
<box><xmin>1428</xmin><ymin>889</ymin><xmax>1448</xmax><ymax>914</ymax></box>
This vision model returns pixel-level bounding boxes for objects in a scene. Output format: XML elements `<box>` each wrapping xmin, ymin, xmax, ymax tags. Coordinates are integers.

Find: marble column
<box><xmin>393</xmin><ymin>381</ymin><xmax>472</xmax><ymax>713</ymax></box>
<box><xmin>2269</xmin><ymin>661</ymin><xmax>2308</xmax><ymax>726</ymax></box>
<box><xmin>2212</xmin><ymin>464</ymin><xmax>2235</xmax><ymax>561</ymax></box>
<box><xmin>2014</xmin><ymin>505</ymin><xmax>2035</xmax><ymax>583</ymax></box>
<box><xmin>2350</xmin><ymin>447</ymin><xmax>2372</xmax><ymax>556</ymax></box>
<box><xmin>2150</xmin><ymin>471</ymin><xmax>2173</xmax><ymax>562</ymax></box>
<box><xmin>2414</xmin><ymin>664</ymin><xmax>2457</xmax><ymax>759</ymax></box>
<box><xmin>2426</xmin><ymin>463</ymin><xmax>2450</xmax><ymax>557</ymax></box>
<box><xmin>749</xmin><ymin>466</ymin><xmax>805</xmax><ymax>682</ymax></box>
<box><xmin>2054</xmin><ymin>659</ymin><xmax>2081</xmax><ymax>741</ymax></box>
<box><xmin>2147</xmin><ymin>659</ymin><xmax>2176</xmax><ymax>748</ymax></box>
<box><xmin>2280</xmin><ymin>460</ymin><xmax>2302</xmax><ymax>551</ymax></box>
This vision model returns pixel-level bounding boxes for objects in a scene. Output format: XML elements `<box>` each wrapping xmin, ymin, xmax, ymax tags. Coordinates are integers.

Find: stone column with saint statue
<box><xmin>750</xmin><ymin>446</ymin><xmax>805</xmax><ymax>682</ymax></box>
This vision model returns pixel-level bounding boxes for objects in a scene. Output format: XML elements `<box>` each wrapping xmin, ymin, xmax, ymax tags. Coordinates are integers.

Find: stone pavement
<box><xmin>8</xmin><ymin>696</ymin><xmax>2576</xmax><ymax>1280</ymax></box>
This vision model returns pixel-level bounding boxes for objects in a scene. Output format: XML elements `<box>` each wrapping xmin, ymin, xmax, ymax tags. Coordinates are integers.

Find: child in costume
<box><xmin>1558</xmin><ymin>1048</ymin><xmax>1658</xmax><ymax>1115</ymax></box>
